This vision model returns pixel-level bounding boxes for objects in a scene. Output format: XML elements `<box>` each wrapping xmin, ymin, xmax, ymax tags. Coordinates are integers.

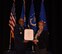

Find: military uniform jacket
<box><xmin>14</xmin><ymin>24</ymin><xmax>24</xmax><ymax>50</ymax></box>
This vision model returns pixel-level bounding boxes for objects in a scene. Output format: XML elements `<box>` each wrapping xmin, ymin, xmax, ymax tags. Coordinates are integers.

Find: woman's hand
<box><xmin>33</xmin><ymin>40</ymin><xmax>39</xmax><ymax>44</ymax></box>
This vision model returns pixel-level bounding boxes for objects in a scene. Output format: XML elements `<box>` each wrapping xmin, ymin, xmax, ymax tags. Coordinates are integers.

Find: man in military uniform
<box><xmin>14</xmin><ymin>18</ymin><xmax>25</xmax><ymax>54</ymax></box>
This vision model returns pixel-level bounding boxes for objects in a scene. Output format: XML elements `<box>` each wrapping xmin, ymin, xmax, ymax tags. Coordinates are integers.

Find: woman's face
<box><xmin>38</xmin><ymin>22</ymin><xmax>44</xmax><ymax>30</ymax></box>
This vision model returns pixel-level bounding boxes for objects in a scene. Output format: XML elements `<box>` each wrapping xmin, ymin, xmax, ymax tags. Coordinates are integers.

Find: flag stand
<box><xmin>8</xmin><ymin>31</ymin><xmax>12</xmax><ymax>52</ymax></box>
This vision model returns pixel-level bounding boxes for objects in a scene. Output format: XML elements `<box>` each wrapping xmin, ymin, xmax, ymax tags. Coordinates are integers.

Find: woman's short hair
<box><xmin>38</xmin><ymin>20</ymin><xmax>46</xmax><ymax>26</ymax></box>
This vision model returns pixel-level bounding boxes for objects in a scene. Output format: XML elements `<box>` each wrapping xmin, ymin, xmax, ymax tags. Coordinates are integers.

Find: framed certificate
<box><xmin>24</xmin><ymin>29</ymin><xmax>34</xmax><ymax>41</ymax></box>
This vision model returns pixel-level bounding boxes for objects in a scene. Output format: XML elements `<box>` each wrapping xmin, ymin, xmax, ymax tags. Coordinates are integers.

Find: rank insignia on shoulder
<box><xmin>19</xmin><ymin>28</ymin><xmax>21</xmax><ymax>30</ymax></box>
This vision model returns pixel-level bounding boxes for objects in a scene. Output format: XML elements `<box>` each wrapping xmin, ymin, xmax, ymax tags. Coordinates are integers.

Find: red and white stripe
<box><xmin>9</xmin><ymin>13</ymin><xmax>16</xmax><ymax>32</ymax></box>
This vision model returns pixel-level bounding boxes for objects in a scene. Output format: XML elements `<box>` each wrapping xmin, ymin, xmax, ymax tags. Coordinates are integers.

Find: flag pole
<box><xmin>23</xmin><ymin>0</ymin><xmax>26</xmax><ymax>27</ymax></box>
<box><xmin>23</xmin><ymin>0</ymin><xmax>34</xmax><ymax>52</ymax></box>
<box><xmin>31</xmin><ymin>0</ymin><xmax>35</xmax><ymax>53</ymax></box>
<box><xmin>31</xmin><ymin>0</ymin><xmax>34</xmax><ymax>53</ymax></box>
<box><xmin>8</xmin><ymin>0</ymin><xmax>15</xmax><ymax>52</ymax></box>
<box><xmin>8</xmin><ymin>30</ymin><xmax>12</xmax><ymax>52</ymax></box>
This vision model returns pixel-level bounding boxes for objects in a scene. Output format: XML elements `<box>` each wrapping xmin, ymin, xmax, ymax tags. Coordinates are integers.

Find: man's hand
<box><xmin>24</xmin><ymin>40</ymin><xmax>29</xmax><ymax>43</ymax></box>
<box><xmin>33</xmin><ymin>40</ymin><xmax>39</xmax><ymax>44</ymax></box>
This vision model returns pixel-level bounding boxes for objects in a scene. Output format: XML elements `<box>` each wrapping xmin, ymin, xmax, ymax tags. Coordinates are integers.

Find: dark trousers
<box><xmin>15</xmin><ymin>49</ymin><xmax>25</xmax><ymax>54</ymax></box>
<box><xmin>35</xmin><ymin>48</ymin><xmax>48</xmax><ymax>54</ymax></box>
<box><xmin>34</xmin><ymin>45</ymin><xmax>48</xmax><ymax>54</ymax></box>
<box><xmin>25</xmin><ymin>50</ymin><xmax>33</xmax><ymax>54</ymax></box>
<box><xmin>35</xmin><ymin>49</ymin><xmax>48</xmax><ymax>54</ymax></box>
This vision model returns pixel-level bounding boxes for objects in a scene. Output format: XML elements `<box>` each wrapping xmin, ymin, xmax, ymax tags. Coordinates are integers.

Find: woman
<box><xmin>33</xmin><ymin>21</ymin><xmax>49</xmax><ymax>54</ymax></box>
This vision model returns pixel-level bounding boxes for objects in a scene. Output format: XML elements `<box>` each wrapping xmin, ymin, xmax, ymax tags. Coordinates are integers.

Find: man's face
<box><xmin>18</xmin><ymin>18</ymin><xmax>24</xmax><ymax>26</ymax></box>
<box><xmin>38</xmin><ymin>22</ymin><xmax>44</xmax><ymax>30</ymax></box>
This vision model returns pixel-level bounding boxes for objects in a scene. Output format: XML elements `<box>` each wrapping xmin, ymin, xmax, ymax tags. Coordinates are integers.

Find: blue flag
<box><xmin>29</xmin><ymin>0</ymin><xmax>37</xmax><ymax>32</ymax></box>
<box><xmin>20</xmin><ymin>2</ymin><xmax>26</xmax><ymax>27</ymax></box>
<box><xmin>39</xmin><ymin>0</ymin><xmax>48</xmax><ymax>30</ymax></box>
<box><xmin>20</xmin><ymin>5</ymin><xmax>24</xmax><ymax>19</ymax></box>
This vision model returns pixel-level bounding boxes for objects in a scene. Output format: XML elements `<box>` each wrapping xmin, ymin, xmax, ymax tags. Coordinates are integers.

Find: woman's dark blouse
<box><xmin>34</xmin><ymin>30</ymin><xmax>49</xmax><ymax>49</ymax></box>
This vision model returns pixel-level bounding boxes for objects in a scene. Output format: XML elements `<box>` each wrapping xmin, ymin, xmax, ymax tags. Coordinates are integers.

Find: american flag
<box><xmin>8</xmin><ymin>2</ymin><xmax>16</xmax><ymax>51</ymax></box>
<box><xmin>9</xmin><ymin>2</ymin><xmax>16</xmax><ymax>37</ymax></box>
<box><xmin>9</xmin><ymin>13</ymin><xmax>16</xmax><ymax>33</ymax></box>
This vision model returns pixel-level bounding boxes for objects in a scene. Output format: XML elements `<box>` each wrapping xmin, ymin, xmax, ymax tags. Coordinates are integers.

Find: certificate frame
<box><xmin>24</xmin><ymin>29</ymin><xmax>34</xmax><ymax>41</ymax></box>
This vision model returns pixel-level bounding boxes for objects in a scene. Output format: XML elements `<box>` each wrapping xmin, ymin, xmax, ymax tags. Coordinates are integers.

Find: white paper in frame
<box><xmin>24</xmin><ymin>29</ymin><xmax>34</xmax><ymax>41</ymax></box>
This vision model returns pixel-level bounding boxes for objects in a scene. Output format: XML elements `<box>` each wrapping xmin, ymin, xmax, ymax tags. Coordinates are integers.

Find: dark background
<box><xmin>0</xmin><ymin>0</ymin><xmax>61</xmax><ymax>54</ymax></box>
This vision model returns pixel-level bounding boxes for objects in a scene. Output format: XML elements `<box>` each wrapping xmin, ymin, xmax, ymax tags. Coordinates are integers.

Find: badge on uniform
<box><xmin>20</xmin><ymin>32</ymin><xmax>22</xmax><ymax>34</ymax></box>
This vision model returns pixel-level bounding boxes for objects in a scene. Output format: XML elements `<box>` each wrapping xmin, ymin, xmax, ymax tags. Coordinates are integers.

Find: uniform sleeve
<box><xmin>44</xmin><ymin>31</ymin><xmax>49</xmax><ymax>49</ymax></box>
<box><xmin>14</xmin><ymin>25</ymin><xmax>19</xmax><ymax>39</ymax></box>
